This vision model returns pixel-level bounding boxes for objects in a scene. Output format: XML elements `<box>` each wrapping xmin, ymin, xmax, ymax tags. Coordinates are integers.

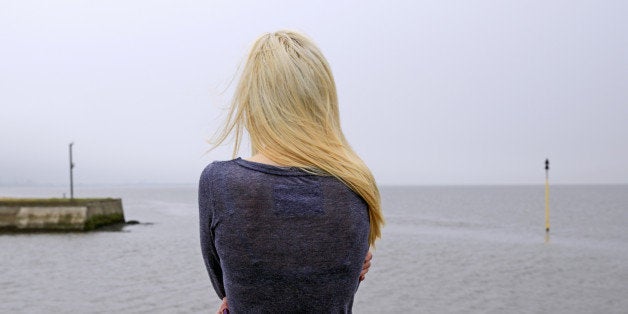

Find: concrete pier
<box><xmin>0</xmin><ymin>198</ymin><xmax>124</xmax><ymax>232</ymax></box>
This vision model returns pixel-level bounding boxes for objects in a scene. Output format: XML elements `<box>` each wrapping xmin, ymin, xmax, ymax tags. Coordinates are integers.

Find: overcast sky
<box><xmin>1</xmin><ymin>1</ymin><xmax>626</xmax><ymax>186</ymax></box>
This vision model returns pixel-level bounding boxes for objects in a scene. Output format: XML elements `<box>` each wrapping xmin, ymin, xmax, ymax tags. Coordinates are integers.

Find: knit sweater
<box><xmin>199</xmin><ymin>158</ymin><xmax>370</xmax><ymax>313</ymax></box>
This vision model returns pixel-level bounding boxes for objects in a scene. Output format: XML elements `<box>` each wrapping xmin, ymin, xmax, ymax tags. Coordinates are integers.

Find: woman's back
<box><xmin>199</xmin><ymin>158</ymin><xmax>370</xmax><ymax>312</ymax></box>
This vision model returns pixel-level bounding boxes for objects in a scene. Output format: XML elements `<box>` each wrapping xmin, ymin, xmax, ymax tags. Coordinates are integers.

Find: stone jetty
<box><xmin>0</xmin><ymin>198</ymin><xmax>125</xmax><ymax>232</ymax></box>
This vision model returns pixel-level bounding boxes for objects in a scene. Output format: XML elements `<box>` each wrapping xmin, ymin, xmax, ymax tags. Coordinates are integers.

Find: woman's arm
<box><xmin>199</xmin><ymin>164</ymin><xmax>227</xmax><ymax>299</ymax></box>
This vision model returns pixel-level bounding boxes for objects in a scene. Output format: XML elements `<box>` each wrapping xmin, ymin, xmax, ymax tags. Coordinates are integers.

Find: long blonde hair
<box><xmin>211</xmin><ymin>30</ymin><xmax>384</xmax><ymax>246</ymax></box>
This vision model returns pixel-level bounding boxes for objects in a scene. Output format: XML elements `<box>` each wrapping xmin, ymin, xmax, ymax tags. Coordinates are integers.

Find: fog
<box><xmin>1</xmin><ymin>1</ymin><xmax>626</xmax><ymax>186</ymax></box>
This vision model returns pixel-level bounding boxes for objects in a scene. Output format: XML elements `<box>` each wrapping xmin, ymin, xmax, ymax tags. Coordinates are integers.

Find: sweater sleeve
<box><xmin>198</xmin><ymin>164</ymin><xmax>226</xmax><ymax>299</ymax></box>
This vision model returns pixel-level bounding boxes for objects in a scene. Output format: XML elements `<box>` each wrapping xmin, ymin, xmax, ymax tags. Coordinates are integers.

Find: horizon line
<box><xmin>1</xmin><ymin>182</ymin><xmax>627</xmax><ymax>188</ymax></box>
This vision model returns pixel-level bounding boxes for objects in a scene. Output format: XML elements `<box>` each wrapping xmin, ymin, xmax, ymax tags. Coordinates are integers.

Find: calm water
<box><xmin>1</xmin><ymin>185</ymin><xmax>626</xmax><ymax>313</ymax></box>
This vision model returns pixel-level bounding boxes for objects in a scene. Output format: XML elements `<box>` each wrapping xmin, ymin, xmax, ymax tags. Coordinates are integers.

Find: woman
<box><xmin>199</xmin><ymin>30</ymin><xmax>384</xmax><ymax>313</ymax></box>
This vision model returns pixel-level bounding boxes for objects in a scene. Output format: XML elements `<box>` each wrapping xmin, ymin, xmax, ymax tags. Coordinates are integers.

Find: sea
<box><xmin>1</xmin><ymin>185</ymin><xmax>626</xmax><ymax>313</ymax></box>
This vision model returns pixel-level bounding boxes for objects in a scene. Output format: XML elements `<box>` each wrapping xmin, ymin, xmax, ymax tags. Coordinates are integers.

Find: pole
<box><xmin>545</xmin><ymin>159</ymin><xmax>550</xmax><ymax>233</ymax></box>
<box><xmin>69</xmin><ymin>142</ymin><xmax>75</xmax><ymax>199</ymax></box>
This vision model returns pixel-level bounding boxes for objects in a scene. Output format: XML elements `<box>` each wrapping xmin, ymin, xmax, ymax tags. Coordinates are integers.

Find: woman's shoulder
<box><xmin>201</xmin><ymin>159</ymin><xmax>234</xmax><ymax>172</ymax></box>
<box><xmin>199</xmin><ymin>159</ymin><xmax>239</xmax><ymax>184</ymax></box>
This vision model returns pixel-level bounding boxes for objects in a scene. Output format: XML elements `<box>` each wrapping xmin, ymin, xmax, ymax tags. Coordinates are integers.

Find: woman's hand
<box><xmin>359</xmin><ymin>250</ymin><xmax>373</xmax><ymax>282</ymax></box>
<box><xmin>216</xmin><ymin>297</ymin><xmax>228</xmax><ymax>314</ymax></box>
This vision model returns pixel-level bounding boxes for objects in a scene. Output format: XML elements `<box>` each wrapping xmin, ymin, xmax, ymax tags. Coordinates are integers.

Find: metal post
<box><xmin>69</xmin><ymin>142</ymin><xmax>75</xmax><ymax>199</ymax></box>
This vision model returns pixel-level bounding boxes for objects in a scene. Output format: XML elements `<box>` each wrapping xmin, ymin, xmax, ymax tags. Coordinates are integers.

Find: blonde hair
<box><xmin>211</xmin><ymin>30</ymin><xmax>384</xmax><ymax>246</ymax></box>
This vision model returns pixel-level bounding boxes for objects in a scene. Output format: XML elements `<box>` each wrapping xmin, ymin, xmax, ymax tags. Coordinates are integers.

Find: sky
<box><xmin>1</xmin><ymin>0</ymin><xmax>627</xmax><ymax>186</ymax></box>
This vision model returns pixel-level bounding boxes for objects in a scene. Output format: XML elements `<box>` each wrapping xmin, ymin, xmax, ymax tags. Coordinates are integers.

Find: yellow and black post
<box><xmin>545</xmin><ymin>159</ymin><xmax>550</xmax><ymax>233</ymax></box>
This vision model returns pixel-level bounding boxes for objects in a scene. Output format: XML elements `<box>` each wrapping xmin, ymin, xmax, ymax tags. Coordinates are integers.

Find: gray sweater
<box><xmin>199</xmin><ymin>158</ymin><xmax>370</xmax><ymax>313</ymax></box>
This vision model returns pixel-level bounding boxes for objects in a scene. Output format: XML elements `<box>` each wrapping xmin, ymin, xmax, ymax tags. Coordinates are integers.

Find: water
<box><xmin>1</xmin><ymin>185</ymin><xmax>626</xmax><ymax>313</ymax></box>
